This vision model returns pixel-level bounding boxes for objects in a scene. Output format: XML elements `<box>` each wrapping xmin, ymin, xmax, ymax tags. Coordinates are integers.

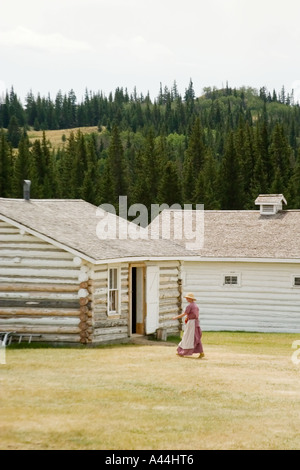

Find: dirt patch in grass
<box><xmin>0</xmin><ymin>332</ymin><xmax>300</xmax><ymax>450</ymax></box>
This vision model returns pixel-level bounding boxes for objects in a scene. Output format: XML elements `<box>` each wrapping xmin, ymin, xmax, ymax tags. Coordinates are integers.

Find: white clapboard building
<box><xmin>149</xmin><ymin>194</ymin><xmax>300</xmax><ymax>333</ymax></box>
<box><xmin>0</xmin><ymin>190</ymin><xmax>300</xmax><ymax>344</ymax></box>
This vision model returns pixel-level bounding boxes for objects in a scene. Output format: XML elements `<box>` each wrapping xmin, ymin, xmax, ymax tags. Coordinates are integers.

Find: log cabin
<box><xmin>0</xmin><ymin>189</ymin><xmax>188</xmax><ymax>344</ymax></box>
<box><xmin>1</xmin><ymin>190</ymin><xmax>300</xmax><ymax>344</ymax></box>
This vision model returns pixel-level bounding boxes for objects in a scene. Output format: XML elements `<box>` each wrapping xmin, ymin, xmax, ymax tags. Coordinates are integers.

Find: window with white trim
<box><xmin>223</xmin><ymin>274</ymin><xmax>240</xmax><ymax>286</ymax></box>
<box><xmin>108</xmin><ymin>267</ymin><xmax>119</xmax><ymax>315</ymax></box>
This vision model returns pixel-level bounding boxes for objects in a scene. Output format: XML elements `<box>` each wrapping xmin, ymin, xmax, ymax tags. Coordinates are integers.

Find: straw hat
<box><xmin>184</xmin><ymin>292</ymin><xmax>197</xmax><ymax>301</ymax></box>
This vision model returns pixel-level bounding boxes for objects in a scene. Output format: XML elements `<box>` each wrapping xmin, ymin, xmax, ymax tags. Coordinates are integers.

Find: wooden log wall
<box><xmin>158</xmin><ymin>261</ymin><xmax>181</xmax><ymax>335</ymax></box>
<box><xmin>0</xmin><ymin>221</ymin><xmax>85</xmax><ymax>343</ymax></box>
<box><xmin>88</xmin><ymin>263</ymin><xmax>130</xmax><ymax>344</ymax></box>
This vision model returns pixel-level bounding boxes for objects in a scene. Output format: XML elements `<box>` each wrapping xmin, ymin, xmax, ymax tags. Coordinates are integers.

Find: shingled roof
<box><xmin>0</xmin><ymin>198</ymin><xmax>190</xmax><ymax>263</ymax></box>
<box><xmin>1</xmin><ymin>197</ymin><xmax>300</xmax><ymax>262</ymax></box>
<box><xmin>255</xmin><ymin>194</ymin><xmax>287</xmax><ymax>205</ymax></box>
<box><xmin>149</xmin><ymin>209</ymin><xmax>300</xmax><ymax>260</ymax></box>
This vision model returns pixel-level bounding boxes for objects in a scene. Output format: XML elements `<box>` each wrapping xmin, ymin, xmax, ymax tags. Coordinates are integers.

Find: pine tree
<box><xmin>68</xmin><ymin>89</ymin><xmax>77</xmax><ymax>127</ymax></box>
<box><xmin>0</xmin><ymin>129</ymin><xmax>11</xmax><ymax>197</ymax></box>
<box><xmin>194</xmin><ymin>149</ymin><xmax>220</xmax><ymax>209</ymax></box>
<box><xmin>105</xmin><ymin>125</ymin><xmax>128</xmax><ymax>208</ymax></box>
<box><xmin>98</xmin><ymin>158</ymin><xmax>115</xmax><ymax>206</ymax></box>
<box><xmin>7</xmin><ymin>115</ymin><xmax>21</xmax><ymax>148</ymax></box>
<box><xmin>59</xmin><ymin>132</ymin><xmax>77</xmax><ymax>198</ymax></box>
<box><xmin>27</xmin><ymin>133</ymin><xmax>55</xmax><ymax>198</ymax></box>
<box><xmin>138</xmin><ymin>128</ymin><xmax>161</xmax><ymax>209</ymax></box>
<box><xmin>269</xmin><ymin>123</ymin><xmax>291</xmax><ymax>189</ymax></box>
<box><xmin>183</xmin><ymin>117</ymin><xmax>206</xmax><ymax>202</ymax></box>
<box><xmin>157</xmin><ymin>160</ymin><xmax>182</xmax><ymax>206</ymax></box>
<box><xmin>71</xmin><ymin>131</ymin><xmax>87</xmax><ymax>198</ymax></box>
<box><xmin>81</xmin><ymin>135</ymin><xmax>101</xmax><ymax>205</ymax></box>
<box><xmin>12</xmin><ymin>134</ymin><xmax>31</xmax><ymax>197</ymax></box>
<box><xmin>130</xmin><ymin>129</ymin><xmax>164</xmax><ymax>213</ymax></box>
<box><xmin>41</xmin><ymin>132</ymin><xmax>55</xmax><ymax>197</ymax></box>
<box><xmin>7</xmin><ymin>88</ymin><xmax>25</xmax><ymax>126</ymax></box>
<box><xmin>172</xmin><ymin>80</ymin><xmax>179</xmax><ymax>100</ymax></box>
<box><xmin>236</xmin><ymin>119</ymin><xmax>255</xmax><ymax>204</ymax></box>
<box><xmin>250</xmin><ymin>153</ymin><xmax>268</xmax><ymax>205</ymax></box>
<box><xmin>287</xmin><ymin>150</ymin><xmax>300</xmax><ymax>208</ymax></box>
<box><xmin>220</xmin><ymin>131</ymin><xmax>244</xmax><ymax>209</ymax></box>
<box><xmin>28</xmin><ymin>140</ymin><xmax>44</xmax><ymax>198</ymax></box>
<box><xmin>255</xmin><ymin>115</ymin><xmax>272</xmax><ymax>189</ymax></box>
<box><xmin>25</xmin><ymin>91</ymin><xmax>38</xmax><ymax>127</ymax></box>
<box><xmin>270</xmin><ymin>167</ymin><xmax>284</xmax><ymax>194</ymax></box>
<box><xmin>81</xmin><ymin>165</ymin><xmax>97</xmax><ymax>204</ymax></box>
<box><xmin>184</xmin><ymin>79</ymin><xmax>195</xmax><ymax>103</ymax></box>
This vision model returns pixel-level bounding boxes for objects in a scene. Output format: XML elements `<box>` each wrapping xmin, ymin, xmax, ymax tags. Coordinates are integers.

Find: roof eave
<box><xmin>0</xmin><ymin>213</ymin><xmax>97</xmax><ymax>264</ymax></box>
<box><xmin>180</xmin><ymin>256</ymin><xmax>300</xmax><ymax>264</ymax></box>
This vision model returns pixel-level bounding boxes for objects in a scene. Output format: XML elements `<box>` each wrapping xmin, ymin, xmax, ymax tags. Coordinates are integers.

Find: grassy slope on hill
<box><xmin>27</xmin><ymin>126</ymin><xmax>99</xmax><ymax>149</ymax></box>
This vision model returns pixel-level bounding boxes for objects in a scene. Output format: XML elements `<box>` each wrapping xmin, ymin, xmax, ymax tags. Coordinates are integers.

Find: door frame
<box><xmin>129</xmin><ymin>263</ymin><xmax>146</xmax><ymax>336</ymax></box>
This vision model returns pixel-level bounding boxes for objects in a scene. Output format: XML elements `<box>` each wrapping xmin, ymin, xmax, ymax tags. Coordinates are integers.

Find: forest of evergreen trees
<box><xmin>1</xmin><ymin>80</ymin><xmax>300</xmax><ymax>213</ymax></box>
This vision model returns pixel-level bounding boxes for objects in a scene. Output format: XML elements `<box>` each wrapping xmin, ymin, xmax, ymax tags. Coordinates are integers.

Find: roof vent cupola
<box><xmin>255</xmin><ymin>194</ymin><xmax>287</xmax><ymax>215</ymax></box>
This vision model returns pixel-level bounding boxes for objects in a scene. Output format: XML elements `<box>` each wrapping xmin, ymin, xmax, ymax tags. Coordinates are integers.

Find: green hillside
<box><xmin>0</xmin><ymin>82</ymin><xmax>300</xmax><ymax>211</ymax></box>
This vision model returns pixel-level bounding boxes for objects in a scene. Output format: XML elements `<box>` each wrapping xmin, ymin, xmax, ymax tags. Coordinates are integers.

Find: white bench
<box><xmin>0</xmin><ymin>332</ymin><xmax>41</xmax><ymax>346</ymax></box>
<box><xmin>0</xmin><ymin>332</ymin><xmax>14</xmax><ymax>347</ymax></box>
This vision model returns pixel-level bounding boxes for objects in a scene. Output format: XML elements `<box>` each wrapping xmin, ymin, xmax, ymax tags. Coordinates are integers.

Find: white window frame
<box><xmin>292</xmin><ymin>275</ymin><xmax>300</xmax><ymax>288</ymax></box>
<box><xmin>222</xmin><ymin>273</ymin><xmax>241</xmax><ymax>287</ymax></box>
<box><xmin>108</xmin><ymin>266</ymin><xmax>120</xmax><ymax>316</ymax></box>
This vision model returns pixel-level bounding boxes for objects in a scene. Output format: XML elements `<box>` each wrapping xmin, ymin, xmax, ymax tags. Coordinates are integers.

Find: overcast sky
<box><xmin>1</xmin><ymin>0</ymin><xmax>300</xmax><ymax>103</ymax></box>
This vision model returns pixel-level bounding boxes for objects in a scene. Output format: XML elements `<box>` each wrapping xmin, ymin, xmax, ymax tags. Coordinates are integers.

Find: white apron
<box><xmin>178</xmin><ymin>319</ymin><xmax>196</xmax><ymax>350</ymax></box>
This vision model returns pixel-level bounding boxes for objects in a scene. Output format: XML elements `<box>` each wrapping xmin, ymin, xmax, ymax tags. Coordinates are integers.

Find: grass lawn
<box><xmin>0</xmin><ymin>332</ymin><xmax>300</xmax><ymax>450</ymax></box>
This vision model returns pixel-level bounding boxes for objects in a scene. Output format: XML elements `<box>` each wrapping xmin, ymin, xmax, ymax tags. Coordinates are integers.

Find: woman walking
<box><xmin>173</xmin><ymin>293</ymin><xmax>205</xmax><ymax>358</ymax></box>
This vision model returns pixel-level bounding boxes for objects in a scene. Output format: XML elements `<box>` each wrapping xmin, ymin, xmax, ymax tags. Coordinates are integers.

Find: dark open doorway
<box><xmin>131</xmin><ymin>266</ymin><xmax>145</xmax><ymax>335</ymax></box>
<box><xmin>132</xmin><ymin>267</ymin><xmax>137</xmax><ymax>334</ymax></box>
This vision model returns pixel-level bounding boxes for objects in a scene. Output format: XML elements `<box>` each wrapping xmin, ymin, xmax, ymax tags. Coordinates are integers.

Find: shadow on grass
<box><xmin>6</xmin><ymin>336</ymin><xmax>180</xmax><ymax>351</ymax></box>
<box><xmin>8</xmin><ymin>331</ymin><xmax>296</xmax><ymax>352</ymax></box>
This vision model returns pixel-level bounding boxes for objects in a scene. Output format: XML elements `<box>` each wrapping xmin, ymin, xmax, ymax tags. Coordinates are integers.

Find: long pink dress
<box><xmin>177</xmin><ymin>302</ymin><xmax>204</xmax><ymax>357</ymax></box>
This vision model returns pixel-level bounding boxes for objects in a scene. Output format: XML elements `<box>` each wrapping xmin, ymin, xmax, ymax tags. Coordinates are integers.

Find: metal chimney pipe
<box><xmin>23</xmin><ymin>180</ymin><xmax>31</xmax><ymax>201</ymax></box>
